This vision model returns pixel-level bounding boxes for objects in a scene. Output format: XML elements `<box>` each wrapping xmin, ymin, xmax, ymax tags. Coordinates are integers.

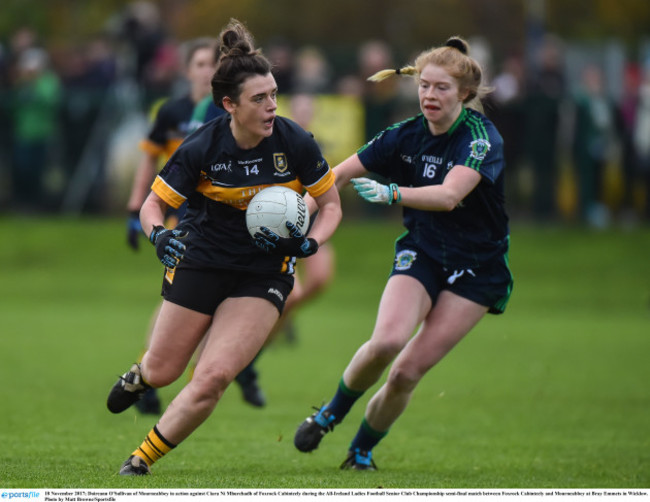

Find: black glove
<box><xmin>126</xmin><ymin>210</ymin><xmax>142</xmax><ymax>250</ymax></box>
<box><xmin>254</xmin><ymin>221</ymin><xmax>319</xmax><ymax>258</ymax></box>
<box><xmin>149</xmin><ymin>225</ymin><xmax>187</xmax><ymax>268</ymax></box>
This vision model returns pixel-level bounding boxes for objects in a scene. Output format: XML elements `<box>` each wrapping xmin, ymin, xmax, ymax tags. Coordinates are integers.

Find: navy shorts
<box><xmin>161</xmin><ymin>264</ymin><xmax>294</xmax><ymax>315</ymax></box>
<box><xmin>390</xmin><ymin>235</ymin><xmax>513</xmax><ymax>314</ymax></box>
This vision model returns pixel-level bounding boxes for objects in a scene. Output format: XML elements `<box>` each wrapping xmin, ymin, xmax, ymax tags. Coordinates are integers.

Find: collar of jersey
<box><xmin>422</xmin><ymin>107</ymin><xmax>468</xmax><ymax>137</ymax></box>
<box><xmin>447</xmin><ymin>107</ymin><xmax>468</xmax><ymax>136</ymax></box>
<box><xmin>221</xmin><ymin>115</ymin><xmax>271</xmax><ymax>153</ymax></box>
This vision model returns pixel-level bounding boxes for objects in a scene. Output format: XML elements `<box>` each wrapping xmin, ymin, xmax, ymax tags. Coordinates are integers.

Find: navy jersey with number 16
<box><xmin>357</xmin><ymin>108</ymin><xmax>509</xmax><ymax>268</ymax></box>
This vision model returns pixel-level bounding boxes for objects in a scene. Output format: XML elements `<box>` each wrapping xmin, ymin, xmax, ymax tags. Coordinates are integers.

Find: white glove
<box><xmin>351</xmin><ymin>177</ymin><xmax>401</xmax><ymax>205</ymax></box>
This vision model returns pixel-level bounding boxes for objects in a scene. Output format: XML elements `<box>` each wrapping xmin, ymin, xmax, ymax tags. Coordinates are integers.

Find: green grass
<box><xmin>0</xmin><ymin>216</ymin><xmax>649</xmax><ymax>488</ymax></box>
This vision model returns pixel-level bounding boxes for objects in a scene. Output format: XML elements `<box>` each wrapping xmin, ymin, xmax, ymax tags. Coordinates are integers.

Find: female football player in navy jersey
<box><xmin>107</xmin><ymin>19</ymin><xmax>341</xmax><ymax>475</ymax></box>
<box><xmin>294</xmin><ymin>37</ymin><xmax>513</xmax><ymax>470</ymax></box>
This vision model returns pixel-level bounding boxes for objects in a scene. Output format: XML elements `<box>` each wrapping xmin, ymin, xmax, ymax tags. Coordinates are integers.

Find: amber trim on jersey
<box><xmin>139</xmin><ymin>139</ymin><xmax>165</xmax><ymax>157</ymax></box>
<box><xmin>140</xmin><ymin>138</ymin><xmax>184</xmax><ymax>162</ymax></box>
<box><xmin>152</xmin><ymin>168</ymin><xmax>334</xmax><ymax>212</ymax></box>
<box><xmin>304</xmin><ymin>167</ymin><xmax>335</xmax><ymax>197</ymax></box>
<box><xmin>152</xmin><ymin>177</ymin><xmax>187</xmax><ymax>209</ymax></box>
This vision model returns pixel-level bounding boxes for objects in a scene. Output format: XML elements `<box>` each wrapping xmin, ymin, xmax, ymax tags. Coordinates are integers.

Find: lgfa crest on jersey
<box><xmin>395</xmin><ymin>249</ymin><xmax>417</xmax><ymax>271</ymax></box>
<box><xmin>469</xmin><ymin>139</ymin><xmax>491</xmax><ymax>161</ymax></box>
<box><xmin>274</xmin><ymin>153</ymin><xmax>288</xmax><ymax>173</ymax></box>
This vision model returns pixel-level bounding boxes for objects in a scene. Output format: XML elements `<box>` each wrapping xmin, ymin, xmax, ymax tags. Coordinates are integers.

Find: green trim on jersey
<box><xmin>188</xmin><ymin>95</ymin><xmax>212</xmax><ymax>134</ymax></box>
<box><xmin>463</xmin><ymin>110</ymin><xmax>492</xmax><ymax>171</ymax></box>
<box><xmin>446</xmin><ymin>107</ymin><xmax>467</xmax><ymax>136</ymax></box>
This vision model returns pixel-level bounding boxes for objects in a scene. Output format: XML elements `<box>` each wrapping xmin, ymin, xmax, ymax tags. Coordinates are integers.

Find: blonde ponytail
<box><xmin>366</xmin><ymin>37</ymin><xmax>490</xmax><ymax>112</ymax></box>
<box><xmin>367</xmin><ymin>65</ymin><xmax>417</xmax><ymax>82</ymax></box>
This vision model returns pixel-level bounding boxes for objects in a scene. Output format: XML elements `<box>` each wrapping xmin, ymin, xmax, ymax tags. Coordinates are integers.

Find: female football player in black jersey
<box><xmin>124</xmin><ymin>35</ymin><xmax>266</xmax><ymax>413</ymax></box>
<box><xmin>107</xmin><ymin>19</ymin><xmax>341</xmax><ymax>475</ymax></box>
<box><xmin>122</xmin><ymin>37</ymin><xmax>223</xmax><ymax>416</ymax></box>
<box><xmin>294</xmin><ymin>36</ymin><xmax>513</xmax><ymax>470</ymax></box>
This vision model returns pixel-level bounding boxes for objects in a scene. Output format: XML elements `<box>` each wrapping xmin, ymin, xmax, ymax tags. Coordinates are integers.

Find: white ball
<box><xmin>246</xmin><ymin>186</ymin><xmax>310</xmax><ymax>238</ymax></box>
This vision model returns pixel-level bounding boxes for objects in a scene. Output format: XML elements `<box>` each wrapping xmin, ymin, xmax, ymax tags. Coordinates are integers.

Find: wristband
<box><xmin>388</xmin><ymin>183</ymin><xmax>401</xmax><ymax>205</ymax></box>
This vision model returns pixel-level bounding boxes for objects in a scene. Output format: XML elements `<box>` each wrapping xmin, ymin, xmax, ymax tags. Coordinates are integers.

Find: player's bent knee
<box><xmin>142</xmin><ymin>370</ymin><xmax>177</xmax><ymax>389</ymax></box>
<box><xmin>141</xmin><ymin>363</ymin><xmax>184</xmax><ymax>389</ymax></box>
<box><xmin>368</xmin><ymin>338</ymin><xmax>404</xmax><ymax>364</ymax></box>
<box><xmin>141</xmin><ymin>352</ymin><xmax>189</xmax><ymax>388</ymax></box>
<box><xmin>189</xmin><ymin>368</ymin><xmax>232</xmax><ymax>401</ymax></box>
<box><xmin>386</xmin><ymin>366</ymin><xmax>421</xmax><ymax>394</ymax></box>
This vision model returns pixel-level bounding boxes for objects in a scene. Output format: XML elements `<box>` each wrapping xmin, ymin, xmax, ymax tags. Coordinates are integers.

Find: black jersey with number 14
<box><xmin>152</xmin><ymin>114</ymin><xmax>334</xmax><ymax>274</ymax></box>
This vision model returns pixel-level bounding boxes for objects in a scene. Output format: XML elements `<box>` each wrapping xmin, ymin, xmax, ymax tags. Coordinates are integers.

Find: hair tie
<box><xmin>445</xmin><ymin>38</ymin><xmax>467</xmax><ymax>55</ymax></box>
<box><xmin>395</xmin><ymin>68</ymin><xmax>401</xmax><ymax>75</ymax></box>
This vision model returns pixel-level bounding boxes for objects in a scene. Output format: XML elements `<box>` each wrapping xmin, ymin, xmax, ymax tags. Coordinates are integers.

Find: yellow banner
<box><xmin>277</xmin><ymin>94</ymin><xmax>365</xmax><ymax>167</ymax></box>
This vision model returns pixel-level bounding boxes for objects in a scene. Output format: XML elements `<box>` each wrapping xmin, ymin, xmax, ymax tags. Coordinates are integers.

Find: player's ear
<box><xmin>222</xmin><ymin>96</ymin><xmax>237</xmax><ymax>114</ymax></box>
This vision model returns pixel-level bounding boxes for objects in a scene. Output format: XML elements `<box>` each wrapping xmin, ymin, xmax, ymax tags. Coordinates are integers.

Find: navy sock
<box><xmin>349</xmin><ymin>418</ymin><xmax>388</xmax><ymax>452</ymax></box>
<box><xmin>325</xmin><ymin>378</ymin><xmax>364</xmax><ymax>423</ymax></box>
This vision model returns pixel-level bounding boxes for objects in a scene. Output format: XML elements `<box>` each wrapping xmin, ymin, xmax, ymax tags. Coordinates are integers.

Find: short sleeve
<box><xmin>293</xmin><ymin>129</ymin><xmax>335</xmax><ymax>197</ymax></box>
<box><xmin>150</xmin><ymin>134</ymin><xmax>204</xmax><ymax>208</ymax></box>
<box><xmin>458</xmin><ymin>126</ymin><xmax>504</xmax><ymax>185</ymax></box>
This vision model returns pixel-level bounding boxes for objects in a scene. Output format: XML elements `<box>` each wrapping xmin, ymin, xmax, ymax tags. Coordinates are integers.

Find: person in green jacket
<box><xmin>10</xmin><ymin>47</ymin><xmax>61</xmax><ymax>211</ymax></box>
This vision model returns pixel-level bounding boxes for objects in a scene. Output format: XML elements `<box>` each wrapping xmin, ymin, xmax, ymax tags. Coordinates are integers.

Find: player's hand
<box><xmin>351</xmin><ymin>177</ymin><xmax>401</xmax><ymax>205</ymax></box>
<box><xmin>127</xmin><ymin>211</ymin><xmax>143</xmax><ymax>250</ymax></box>
<box><xmin>149</xmin><ymin>225</ymin><xmax>188</xmax><ymax>268</ymax></box>
<box><xmin>254</xmin><ymin>221</ymin><xmax>319</xmax><ymax>258</ymax></box>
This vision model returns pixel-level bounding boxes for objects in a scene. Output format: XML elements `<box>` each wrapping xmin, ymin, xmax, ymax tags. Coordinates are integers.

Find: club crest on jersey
<box><xmin>395</xmin><ymin>249</ymin><xmax>417</xmax><ymax>271</ymax></box>
<box><xmin>469</xmin><ymin>139</ymin><xmax>491</xmax><ymax>161</ymax></box>
<box><xmin>274</xmin><ymin>153</ymin><xmax>288</xmax><ymax>173</ymax></box>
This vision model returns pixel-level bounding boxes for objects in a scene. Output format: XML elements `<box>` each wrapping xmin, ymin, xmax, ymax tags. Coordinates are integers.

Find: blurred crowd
<box><xmin>1</xmin><ymin>1</ymin><xmax>650</xmax><ymax>227</ymax></box>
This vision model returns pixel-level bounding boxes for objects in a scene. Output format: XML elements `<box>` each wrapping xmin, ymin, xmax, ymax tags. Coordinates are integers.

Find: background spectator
<box><xmin>523</xmin><ymin>34</ymin><xmax>566</xmax><ymax>222</ymax></box>
<box><xmin>571</xmin><ymin>64</ymin><xmax>618</xmax><ymax>227</ymax></box>
<box><xmin>9</xmin><ymin>47</ymin><xmax>61</xmax><ymax>212</ymax></box>
<box><xmin>633</xmin><ymin>64</ymin><xmax>650</xmax><ymax>219</ymax></box>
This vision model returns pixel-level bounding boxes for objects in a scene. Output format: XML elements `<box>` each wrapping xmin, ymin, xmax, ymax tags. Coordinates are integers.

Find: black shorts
<box><xmin>161</xmin><ymin>265</ymin><xmax>294</xmax><ymax>315</ymax></box>
<box><xmin>390</xmin><ymin>235</ymin><xmax>513</xmax><ymax>314</ymax></box>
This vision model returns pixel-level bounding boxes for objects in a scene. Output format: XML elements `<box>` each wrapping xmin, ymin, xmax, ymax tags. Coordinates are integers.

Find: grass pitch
<box><xmin>0</xmin><ymin>216</ymin><xmax>648</xmax><ymax>488</ymax></box>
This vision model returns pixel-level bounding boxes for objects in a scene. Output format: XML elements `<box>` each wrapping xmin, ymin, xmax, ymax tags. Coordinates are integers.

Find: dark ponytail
<box><xmin>444</xmin><ymin>37</ymin><xmax>469</xmax><ymax>55</ymax></box>
<box><xmin>211</xmin><ymin>19</ymin><xmax>272</xmax><ymax>109</ymax></box>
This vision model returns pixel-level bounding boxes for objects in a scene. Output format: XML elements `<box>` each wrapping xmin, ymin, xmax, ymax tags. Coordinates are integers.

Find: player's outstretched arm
<box><xmin>395</xmin><ymin>165</ymin><xmax>481</xmax><ymax>211</ymax></box>
<box><xmin>333</xmin><ymin>154</ymin><xmax>367</xmax><ymax>190</ymax></box>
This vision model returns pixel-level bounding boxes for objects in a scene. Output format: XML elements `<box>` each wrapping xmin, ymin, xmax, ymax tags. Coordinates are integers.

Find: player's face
<box><xmin>418</xmin><ymin>63</ymin><xmax>467</xmax><ymax>135</ymax></box>
<box><xmin>186</xmin><ymin>47</ymin><xmax>216</xmax><ymax>100</ymax></box>
<box><xmin>227</xmin><ymin>73</ymin><xmax>278</xmax><ymax>149</ymax></box>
